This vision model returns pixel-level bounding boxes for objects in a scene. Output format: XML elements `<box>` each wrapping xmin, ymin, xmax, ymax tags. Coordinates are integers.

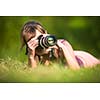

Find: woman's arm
<box><xmin>28</xmin><ymin>49</ymin><xmax>37</xmax><ymax>68</ymax></box>
<box><xmin>57</xmin><ymin>39</ymin><xmax>80</xmax><ymax>70</ymax></box>
<box><xmin>27</xmin><ymin>38</ymin><xmax>39</xmax><ymax>68</ymax></box>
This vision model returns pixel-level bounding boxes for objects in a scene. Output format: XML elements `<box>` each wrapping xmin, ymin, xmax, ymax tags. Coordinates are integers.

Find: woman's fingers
<box><xmin>28</xmin><ymin>38</ymin><xmax>37</xmax><ymax>44</ymax></box>
<box><xmin>57</xmin><ymin>40</ymin><xmax>64</xmax><ymax>48</ymax></box>
<box><xmin>27</xmin><ymin>39</ymin><xmax>39</xmax><ymax>50</ymax></box>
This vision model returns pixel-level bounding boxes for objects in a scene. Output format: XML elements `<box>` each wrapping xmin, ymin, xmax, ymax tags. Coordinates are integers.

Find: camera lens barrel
<box><xmin>38</xmin><ymin>35</ymin><xmax>57</xmax><ymax>49</ymax></box>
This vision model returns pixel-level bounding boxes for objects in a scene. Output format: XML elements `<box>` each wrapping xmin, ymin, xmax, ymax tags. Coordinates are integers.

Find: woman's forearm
<box><xmin>28</xmin><ymin>55</ymin><xmax>37</xmax><ymax>68</ymax></box>
<box><xmin>61</xmin><ymin>46</ymin><xmax>80</xmax><ymax>69</ymax></box>
<box><xmin>28</xmin><ymin>48</ymin><xmax>37</xmax><ymax>68</ymax></box>
<box><xmin>57</xmin><ymin>40</ymin><xmax>80</xmax><ymax>70</ymax></box>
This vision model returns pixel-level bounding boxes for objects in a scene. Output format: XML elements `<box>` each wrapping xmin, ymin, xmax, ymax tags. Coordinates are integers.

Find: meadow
<box><xmin>0</xmin><ymin>57</ymin><xmax>100</xmax><ymax>83</ymax></box>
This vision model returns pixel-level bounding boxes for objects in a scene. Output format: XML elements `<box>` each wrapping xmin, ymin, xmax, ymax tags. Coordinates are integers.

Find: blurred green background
<box><xmin>0</xmin><ymin>16</ymin><xmax>100</xmax><ymax>61</ymax></box>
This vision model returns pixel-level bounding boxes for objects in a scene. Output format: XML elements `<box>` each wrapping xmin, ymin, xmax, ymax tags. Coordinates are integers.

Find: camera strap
<box><xmin>49</xmin><ymin>48</ymin><xmax>54</xmax><ymax>58</ymax></box>
<box><xmin>49</xmin><ymin>48</ymin><xmax>57</xmax><ymax>60</ymax></box>
<box><xmin>24</xmin><ymin>36</ymin><xmax>35</xmax><ymax>55</ymax></box>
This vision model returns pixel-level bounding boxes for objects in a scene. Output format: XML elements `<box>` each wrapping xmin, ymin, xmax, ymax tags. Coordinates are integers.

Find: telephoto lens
<box><xmin>38</xmin><ymin>34</ymin><xmax>57</xmax><ymax>49</ymax></box>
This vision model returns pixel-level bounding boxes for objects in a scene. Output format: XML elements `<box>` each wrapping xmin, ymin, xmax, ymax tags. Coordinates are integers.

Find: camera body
<box><xmin>38</xmin><ymin>34</ymin><xmax>57</xmax><ymax>49</ymax></box>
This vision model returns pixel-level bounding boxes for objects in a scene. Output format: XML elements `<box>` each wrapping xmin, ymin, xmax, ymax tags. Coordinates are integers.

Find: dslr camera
<box><xmin>37</xmin><ymin>34</ymin><xmax>57</xmax><ymax>49</ymax></box>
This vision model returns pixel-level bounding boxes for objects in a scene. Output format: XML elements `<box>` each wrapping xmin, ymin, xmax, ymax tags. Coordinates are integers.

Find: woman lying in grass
<box><xmin>20</xmin><ymin>21</ymin><xmax>100</xmax><ymax>70</ymax></box>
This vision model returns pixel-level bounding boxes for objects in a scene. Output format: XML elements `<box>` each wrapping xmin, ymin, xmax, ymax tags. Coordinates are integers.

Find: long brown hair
<box><xmin>20</xmin><ymin>21</ymin><xmax>47</xmax><ymax>50</ymax></box>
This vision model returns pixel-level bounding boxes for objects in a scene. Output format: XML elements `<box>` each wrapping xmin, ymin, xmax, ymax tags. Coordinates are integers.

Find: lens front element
<box><xmin>47</xmin><ymin>35</ymin><xmax>57</xmax><ymax>46</ymax></box>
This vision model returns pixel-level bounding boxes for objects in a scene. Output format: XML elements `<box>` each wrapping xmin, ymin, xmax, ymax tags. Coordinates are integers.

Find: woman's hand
<box><xmin>27</xmin><ymin>38</ymin><xmax>39</xmax><ymax>51</ymax></box>
<box><xmin>57</xmin><ymin>40</ymin><xmax>65</xmax><ymax>48</ymax></box>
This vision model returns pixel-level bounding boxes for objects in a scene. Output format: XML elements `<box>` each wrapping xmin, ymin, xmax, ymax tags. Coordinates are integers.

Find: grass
<box><xmin>0</xmin><ymin>57</ymin><xmax>100</xmax><ymax>83</ymax></box>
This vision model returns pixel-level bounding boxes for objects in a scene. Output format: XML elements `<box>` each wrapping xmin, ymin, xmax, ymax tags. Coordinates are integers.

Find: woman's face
<box><xmin>35</xmin><ymin>29</ymin><xmax>43</xmax><ymax>39</ymax></box>
<box><xmin>25</xmin><ymin>29</ymin><xmax>43</xmax><ymax>42</ymax></box>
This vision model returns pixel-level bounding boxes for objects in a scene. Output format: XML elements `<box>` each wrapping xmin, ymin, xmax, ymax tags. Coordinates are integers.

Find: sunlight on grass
<box><xmin>0</xmin><ymin>57</ymin><xmax>100</xmax><ymax>83</ymax></box>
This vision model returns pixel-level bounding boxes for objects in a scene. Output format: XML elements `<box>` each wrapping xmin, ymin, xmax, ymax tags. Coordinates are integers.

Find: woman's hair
<box><xmin>20</xmin><ymin>21</ymin><xmax>47</xmax><ymax>49</ymax></box>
